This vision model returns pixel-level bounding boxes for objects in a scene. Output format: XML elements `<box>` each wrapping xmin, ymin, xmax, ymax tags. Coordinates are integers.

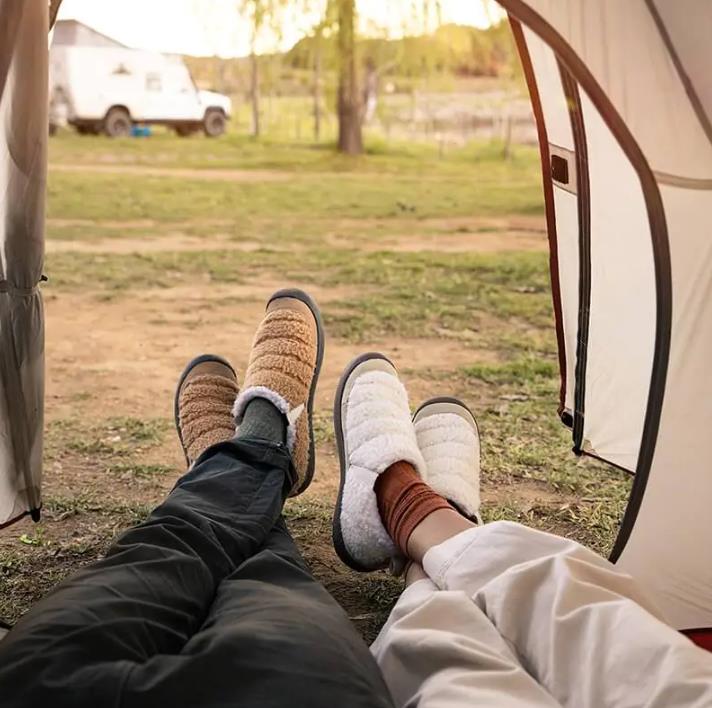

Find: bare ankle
<box><xmin>406</xmin><ymin>508</ymin><xmax>476</xmax><ymax>564</ymax></box>
<box><xmin>404</xmin><ymin>562</ymin><xmax>429</xmax><ymax>586</ymax></box>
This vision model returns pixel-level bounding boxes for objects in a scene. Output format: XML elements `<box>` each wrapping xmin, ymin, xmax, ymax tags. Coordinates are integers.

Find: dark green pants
<box><xmin>0</xmin><ymin>438</ymin><xmax>393</xmax><ymax>708</ymax></box>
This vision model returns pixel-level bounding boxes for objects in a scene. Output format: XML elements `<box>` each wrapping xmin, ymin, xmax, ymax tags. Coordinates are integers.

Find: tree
<box><xmin>302</xmin><ymin>0</ymin><xmax>338</xmax><ymax>143</ymax></box>
<box><xmin>311</xmin><ymin>19</ymin><xmax>328</xmax><ymax>141</ymax></box>
<box><xmin>239</xmin><ymin>0</ymin><xmax>287</xmax><ymax>138</ymax></box>
<box><xmin>333</xmin><ymin>0</ymin><xmax>445</xmax><ymax>153</ymax></box>
<box><xmin>313</xmin><ymin>25</ymin><xmax>324</xmax><ymax>142</ymax></box>
<box><xmin>336</xmin><ymin>0</ymin><xmax>362</xmax><ymax>154</ymax></box>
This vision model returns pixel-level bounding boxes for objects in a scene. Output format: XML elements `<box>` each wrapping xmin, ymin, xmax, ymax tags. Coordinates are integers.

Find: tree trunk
<box><xmin>250</xmin><ymin>50</ymin><xmax>260</xmax><ymax>138</ymax></box>
<box><xmin>313</xmin><ymin>29</ymin><xmax>322</xmax><ymax>142</ymax></box>
<box><xmin>336</xmin><ymin>0</ymin><xmax>362</xmax><ymax>154</ymax></box>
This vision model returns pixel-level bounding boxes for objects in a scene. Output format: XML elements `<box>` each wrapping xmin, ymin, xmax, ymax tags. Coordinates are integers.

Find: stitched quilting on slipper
<box><xmin>413</xmin><ymin>397</ymin><xmax>482</xmax><ymax>524</ymax></box>
<box><xmin>232</xmin><ymin>289</ymin><xmax>324</xmax><ymax>496</ymax></box>
<box><xmin>175</xmin><ymin>355</ymin><xmax>239</xmax><ymax>467</ymax></box>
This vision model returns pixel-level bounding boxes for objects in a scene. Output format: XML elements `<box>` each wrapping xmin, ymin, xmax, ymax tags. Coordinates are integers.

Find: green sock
<box><xmin>236</xmin><ymin>397</ymin><xmax>287</xmax><ymax>445</ymax></box>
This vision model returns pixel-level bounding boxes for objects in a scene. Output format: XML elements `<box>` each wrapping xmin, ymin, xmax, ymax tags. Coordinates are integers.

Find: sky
<box><xmin>56</xmin><ymin>0</ymin><xmax>504</xmax><ymax>58</ymax></box>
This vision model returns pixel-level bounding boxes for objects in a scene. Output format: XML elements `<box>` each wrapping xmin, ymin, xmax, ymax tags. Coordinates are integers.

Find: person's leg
<box><xmin>332</xmin><ymin>359</ymin><xmax>557</xmax><ymax>707</ymax></box>
<box><xmin>371</xmin><ymin>575</ymin><xmax>561</xmax><ymax>708</ymax></box>
<box><xmin>384</xmin><ymin>469</ymin><xmax>712</xmax><ymax>708</ymax></box>
<box><xmin>372</xmin><ymin>407</ymin><xmax>557</xmax><ymax>707</ymax></box>
<box><xmin>0</xmin><ymin>289</ymin><xmax>340</xmax><ymax>708</ymax></box>
<box><xmin>404</xmin><ymin>561</ymin><xmax>428</xmax><ymax>586</ymax></box>
<box><xmin>0</xmin><ymin>430</ymin><xmax>290</xmax><ymax>707</ymax></box>
<box><xmin>121</xmin><ymin>519</ymin><xmax>393</xmax><ymax>708</ymax></box>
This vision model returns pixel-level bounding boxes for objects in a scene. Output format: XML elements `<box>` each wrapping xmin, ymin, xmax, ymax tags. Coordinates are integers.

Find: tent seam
<box><xmin>557</xmin><ymin>64</ymin><xmax>591</xmax><ymax>455</ymax></box>
<box><xmin>643</xmin><ymin>0</ymin><xmax>712</xmax><ymax>149</ymax></box>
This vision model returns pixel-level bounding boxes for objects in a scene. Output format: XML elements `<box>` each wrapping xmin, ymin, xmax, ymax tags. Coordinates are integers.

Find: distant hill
<box><xmin>288</xmin><ymin>22</ymin><xmax>520</xmax><ymax>79</ymax></box>
<box><xmin>184</xmin><ymin>21</ymin><xmax>521</xmax><ymax>95</ymax></box>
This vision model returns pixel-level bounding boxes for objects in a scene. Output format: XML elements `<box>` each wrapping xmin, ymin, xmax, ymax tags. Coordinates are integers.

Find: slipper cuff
<box><xmin>232</xmin><ymin>386</ymin><xmax>297</xmax><ymax>453</ymax></box>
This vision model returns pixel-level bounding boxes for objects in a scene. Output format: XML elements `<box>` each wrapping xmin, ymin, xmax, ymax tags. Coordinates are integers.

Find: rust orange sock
<box><xmin>374</xmin><ymin>461</ymin><xmax>452</xmax><ymax>557</ymax></box>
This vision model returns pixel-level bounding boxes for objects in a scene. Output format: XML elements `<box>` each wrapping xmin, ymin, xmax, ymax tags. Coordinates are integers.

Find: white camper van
<box><xmin>50</xmin><ymin>21</ymin><xmax>232</xmax><ymax>138</ymax></box>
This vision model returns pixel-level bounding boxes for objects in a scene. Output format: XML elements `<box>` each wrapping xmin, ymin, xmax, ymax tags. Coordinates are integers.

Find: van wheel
<box><xmin>203</xmin><ymin>109</ymin><xmax>226</xmax><ymax>137</ymax></box>
<box><xmin>104</xmin><ymin>107</ymin><xmax>132</xmax><ymax>138</ymax></box>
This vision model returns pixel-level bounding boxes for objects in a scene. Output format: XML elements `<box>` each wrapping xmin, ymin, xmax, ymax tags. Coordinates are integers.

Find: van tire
<box><xmin>104</xmin><ymin>107</ymin><xmax>132</xmax><ymax>138</ymax></box>
<box><xmin>203</xmin><ymin>109</ymin><xmax>226</xmax><ymax>138</ymax></box>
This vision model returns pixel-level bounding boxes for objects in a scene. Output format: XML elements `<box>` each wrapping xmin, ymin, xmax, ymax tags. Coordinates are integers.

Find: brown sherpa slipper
<box><xmin>232</xmin><ymin>289</ymin><xmax>324</xmax><ymax>496</ymax></box>
<box><xmin>174</xmin><ymin>354</ymin><xmax>240</xmax><ymax>467</ymax></box>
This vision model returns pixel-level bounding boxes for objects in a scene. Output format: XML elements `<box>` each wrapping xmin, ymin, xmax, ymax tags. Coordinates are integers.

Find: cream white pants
<box><xmin>371</xmin><ymin>521</ymin><xmax>712</xmax><ymax>708</ymax></box>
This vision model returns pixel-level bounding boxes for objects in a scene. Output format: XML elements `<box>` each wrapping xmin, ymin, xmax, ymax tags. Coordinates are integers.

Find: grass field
<box><xmin>0</xmin><ymin>129</ymin><xmax>631</xmax><ymax>641</ymax></box>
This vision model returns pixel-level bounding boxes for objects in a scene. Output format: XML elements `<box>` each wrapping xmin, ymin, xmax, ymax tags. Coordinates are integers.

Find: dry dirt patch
<box><xmin>50</xmin><ymin>163</ymin><xmax>293</xmax><ymax>182</ymax></box>
<box><xmin>46</xmin><ymin>234</ymin><xmax>268</xmax><ymax>255</ymax></box>
<box><xmin>327</xmin><ymin>214</ymin><xmax>546</xmax><ymax>253</ymax></box>
<box><xmin>44</xmin><ymin>284</ymin><xmax>499</xmax><ymax>502</ymax></box>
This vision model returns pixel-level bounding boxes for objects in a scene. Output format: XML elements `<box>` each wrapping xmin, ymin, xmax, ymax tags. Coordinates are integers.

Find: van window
<box><xmin>146</xmin><ymin>73</ymin><xmax>162</xmax><ymax>92</ymax></box>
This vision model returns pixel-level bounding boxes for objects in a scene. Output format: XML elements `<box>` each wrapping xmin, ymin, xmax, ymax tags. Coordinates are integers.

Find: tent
<box><xmin>0</xmin><ymin>0</ymin><xmax>710</xmax><ymax>640</ymax></box>
<box><xmin>0</xmin><ymin>0</ymin><xmax>47</xmax><ymax>530</ymax></box>
<box><xmin>499</xmin><ymin>0</ymin><xmax>712</xmax><ymax>637</ymax></box>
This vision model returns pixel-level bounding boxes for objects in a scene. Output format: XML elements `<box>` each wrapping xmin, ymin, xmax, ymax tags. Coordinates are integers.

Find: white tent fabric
<box><xmin>501</xmin><ymin>0</ymin><xmax>712</xmax><ymax>630</ymax></box>
<box><xmin>0</xmin><ymin>0</ymin><xmax>47</xmax><ymax>527</ymax></box>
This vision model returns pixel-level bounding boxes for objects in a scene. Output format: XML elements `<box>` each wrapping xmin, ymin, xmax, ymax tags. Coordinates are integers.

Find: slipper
<box><xmin>413</xmin><ymin>397</ymin><xmax>482</xmax><ymax>523</ymax></box>
<box><xmin>232</xmin><ymin>289</ymin><xmax>324</xmax><ymax>496</ymax></box>
<box><xmin>174</xmin><ymin>354</ymin><xmax>239</xmax><ymax>467</ymax></box>
<box><xmin>332</xmin><ymin>353</ymin><xmax>426</xmax><ymax>571</ymax></box>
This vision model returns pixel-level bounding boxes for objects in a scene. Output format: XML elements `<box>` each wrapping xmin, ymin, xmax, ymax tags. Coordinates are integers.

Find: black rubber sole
<box><xmin>173</xmin><ymin>353</ymin><xmax>236</xmax><ymax>467</ymax></box>
<box><xmin>412</xmin><ymin>395</ymin><xmax>480</xmax><ymax>438</ymax></box>
<box><xmin>332</xmin><ymin>352</ymin><xmax>394</xmax><ymax>572</ymax></box>
<box><xmin>267</xmin><ymin>288</ymin><xmax>325</xmax><ymax>497</ymax></box>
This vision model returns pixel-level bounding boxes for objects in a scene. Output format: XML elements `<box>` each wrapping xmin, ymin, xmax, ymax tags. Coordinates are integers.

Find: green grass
<box><xmin>48</xmin><ymin>128</ymin><xmax>541</xmax><ymax>228</ymax></box>
<box><xmin>0</xmin><ymin>128</ymin><xmax>635</xmax><ymax>635</ymax></box>
<box><xmin>463</xmin><ymin>355</ymin><xmax>557</xmax><ymax>386</ymax></box>
<box><xmin>107</xmin><ymin>463</ymin><xmax>176</xmax><ymax>480</ymax></box>
<box><xmin>48</xmin><ymin>163</ymin><xmax>540</xmax><ymax>225</ymax></box>
<box><xmin>465</xmin><ymin>368</ymin><xmax>631</xmax><ymax>555</ymax></box>
<box><xmin>46</xmin><ymin>417</ymin><xmax>170</xmax><ymax>461</ymax></box>
<box><xmin>0</xmin><ymin>495</ymin><xmax>153</xmax><ymax>623</ymax></box>
<box><xmin>45</xmin><ymin>248</ymin><xmax>553</xmax><ymax>349</ymax></box>
<box><xmin>49</xmin><ymin>126</ymin><xmax>539</xmax><ymax>174</ymax></box>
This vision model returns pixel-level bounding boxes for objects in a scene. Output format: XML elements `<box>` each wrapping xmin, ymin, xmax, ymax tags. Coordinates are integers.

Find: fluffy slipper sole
<box><xmin>332</xmin><ymin>352</ymin><xmax>398</xmax><ymax>572</ymax></box>
<box><xmin>268</xmin><ymin>288</ymin><xmax>325</xmax><ymax>496</ymax></box>
<box><xmin>174</xmin><ymin>353</ymin><xmax>236</xmax><ymax>466</ymax></box>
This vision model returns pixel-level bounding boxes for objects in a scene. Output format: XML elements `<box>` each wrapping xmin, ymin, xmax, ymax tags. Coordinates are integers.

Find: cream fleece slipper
<box><xmin>174</xmin><ymin>354</ymin><xmax>240</xmax><ymax>467</ymax></box>
<box><xmin>332</xmin><ymin>353</ymin><xmax>426</xmax><ymax>572</ymax></box>
<box><xmin>413</xmin><ymin>397</ymin><xmax>482</xmax><ymax>523</ymax></box>
<box><xmin>232</xmin><ymin>288</ymin><xmax>324</xmax><ymax>496</ymax></box>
